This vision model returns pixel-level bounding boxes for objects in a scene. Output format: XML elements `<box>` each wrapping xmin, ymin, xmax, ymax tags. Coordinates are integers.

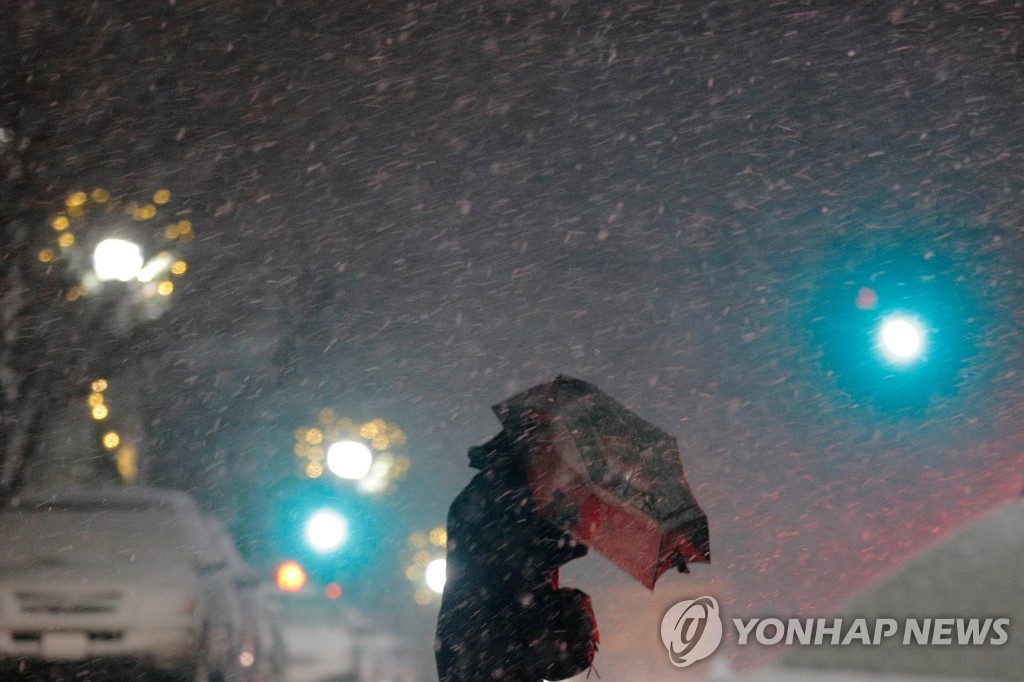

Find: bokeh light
<box><xmin>326</xmin><ymin>440</ymin><xmax>373</xmax><ymax>480</ymax></box>
<box><xmin>304</xmin><ymin>509</ymin><xmax>348</xmax><ymax>553</ymax></box>
<box><xmin>879</xmin><ymin>315</ymin><xmax>925</xmax><ymax>363</ymax></box>
<box><xmin>102</xmin><ymin>431</ymin><xmax>120</xmax><ymax>449</ymax></box>
<box><xmin>276</xmin><ymin>560</ymin><xmax>307</xmax><ymax>592</ymax></box>
<box><xmin>425</xmin><ymin>558</ymin><xmax>447</xmax><ymax>594</ymax></box>
<box><xmin>93</xmin><ymin>238</ymin><xmax>144</xmax><ymax>282</ymax></box>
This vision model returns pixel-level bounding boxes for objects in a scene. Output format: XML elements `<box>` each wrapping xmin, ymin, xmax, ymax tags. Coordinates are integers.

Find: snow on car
<box><xmin>0</xmin><ymin>488</ymin><xmax>230</xmax><ymax>680</ymax></box>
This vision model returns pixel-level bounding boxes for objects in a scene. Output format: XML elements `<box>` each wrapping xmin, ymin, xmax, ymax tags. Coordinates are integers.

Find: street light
<box><xmin>326</xmin><ymin>440</ymin><xmax>373</xmax><ymax>480</ymax></box>
<box><xmin>304</xmin><ymin>509</ymin><xmax>349</xmax><ymax>553</ymax></box>
<box><xmin>93</xmin><ymin>238</ymin><xmax>144</xmax><ymax>282</ymax></box>
<box><xmin>406</xmin><ymin>527</ymin><xmax>447</xmax><ymax>605</ymax></box>
<box><xmin>425</xmin><ymin>558</ymin><xmax>447</xmax><ymax>594</ymax></box>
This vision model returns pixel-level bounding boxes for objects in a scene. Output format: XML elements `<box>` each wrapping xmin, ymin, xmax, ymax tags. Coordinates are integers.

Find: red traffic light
<box><xmin>276</xmin><ymin>560</ymin><xmax>307</xmax><ymax>592</ymax></box>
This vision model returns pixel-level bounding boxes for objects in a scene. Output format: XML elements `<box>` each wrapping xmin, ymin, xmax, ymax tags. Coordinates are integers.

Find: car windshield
<box><xmin>0</xmin><ymin>504</ymin><xmax>194</xmax><ymax>568</ymax></box>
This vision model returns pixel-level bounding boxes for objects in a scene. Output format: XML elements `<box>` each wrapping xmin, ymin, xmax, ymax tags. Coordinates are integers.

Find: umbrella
<box><xmin>492</xmin><ymin>375</ymin><xmax>710</xmax><ymax>590</ymax></box>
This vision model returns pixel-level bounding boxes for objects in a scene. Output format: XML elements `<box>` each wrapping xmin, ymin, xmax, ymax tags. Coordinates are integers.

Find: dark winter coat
<box><xmin>435</xmin><ymin>433</ymin><xmax>598</xmax><ymax>681</ymax></box>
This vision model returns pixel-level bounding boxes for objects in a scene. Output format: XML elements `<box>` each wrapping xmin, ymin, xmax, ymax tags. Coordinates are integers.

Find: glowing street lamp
<box><xmin>294</xmin><ymin>411</ymin><xmax>409</xmax><ymax>493</ymax></box>
<box><xmin>41</xmin><ymin>189</ymin><xmax>192</xmax><ymax>313</ymax></box>
<box><xmin>92</xmin><ymin>238</ymin><xmax>144</xmax><ymax>282</ymax></box>
<box><xmin>425</xmin><ymin>558</ymin><xmax>447</xmax><ymax>594</ymax></box>
<box><xmin>406</xmin><ymin>526</ymin><xmax>447</xmax><ymax>605</ymax></box>
<box><xmin>326</xmin><ymin>440</ymin><xmax>373</xmax><ymax>480</ymax></box>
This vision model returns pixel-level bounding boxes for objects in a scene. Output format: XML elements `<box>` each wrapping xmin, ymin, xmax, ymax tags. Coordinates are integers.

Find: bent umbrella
<box><xmin>493</xmin><ymin>375</ymin><xmax>710</xmax><ymax>590</ymax></box>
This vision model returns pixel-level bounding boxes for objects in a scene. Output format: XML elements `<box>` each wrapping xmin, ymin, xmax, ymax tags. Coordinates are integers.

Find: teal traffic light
<box><xmin>809</xmin><ymin>242</ymin><xmax>979</xmax><ymax>410</ymax></box>
<box><xmin>877</xmin><ymin>314</ymin><xmax>926</xmax><ymax>365</ymax></box>
<box><xmin>304</xmin><ymin>509</ymin><xmax>349</xmax><ymax>553</ymax></box>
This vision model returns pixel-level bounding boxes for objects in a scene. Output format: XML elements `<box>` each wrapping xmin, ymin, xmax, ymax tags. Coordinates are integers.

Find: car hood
<box><xmin>0</xmin><ymin>557</ymin><xmax>199</xmax><ymax>589</ymax></box>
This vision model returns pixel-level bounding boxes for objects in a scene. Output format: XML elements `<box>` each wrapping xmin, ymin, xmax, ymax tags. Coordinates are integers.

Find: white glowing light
<box><xmin>425</xmin><ymin>558</ymin><xmax>447</xmax><ymax>594</ymax></box>
<box><xmin>879</xmin><ymin>316</ymin><xmax>925</xmax><ymax>362</ymax></box>
<box><xmin>93</xmin><ymin>239</ymin><xmax>144</xmax><ymax>282</ymax></box>
<box><xmin>136</xmin><ymin>251</ymin><xmax>173</xmax><ymax>283</ymax></box>
<box><xmin>326</xmin><ymin>440</ymin><xmax>373</xmax><ymax>480</ymax></box>
<box><xmin>305</xmin><ymin>510</ymin><xmax>348</xmax><ymax>553</ymax></box>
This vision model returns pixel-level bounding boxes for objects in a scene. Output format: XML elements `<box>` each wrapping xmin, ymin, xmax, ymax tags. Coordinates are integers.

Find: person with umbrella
<box><xmin>436</xmin><ymin>375</ymin><xmax>710</xmax><ymax>681</ymax></box>
<box><xmin>435</xmin><ymin>430</ymin><xmax>599</xmax><ymax>681</ymax></box>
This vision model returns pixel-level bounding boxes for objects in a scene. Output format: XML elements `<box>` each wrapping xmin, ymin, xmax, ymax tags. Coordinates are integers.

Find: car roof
<box><xmin>5</xmin><ymin>486</ymin><xmax>201</xmax><ymax>511</ymax></box>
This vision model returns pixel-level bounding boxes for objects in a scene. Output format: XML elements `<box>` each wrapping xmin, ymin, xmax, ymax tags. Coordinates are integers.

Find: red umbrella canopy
<box><xmin>494</xmin><ymin>375</ymin><xmax>710</xmax><ymax>590</ymax></box>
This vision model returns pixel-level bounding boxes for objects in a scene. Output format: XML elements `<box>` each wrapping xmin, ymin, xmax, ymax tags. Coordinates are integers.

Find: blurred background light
<box><xmin>93</xmin><ymin>238</ymin><xmax>144</xmax><ymax>282</ymax></box>
<box><xmin>425</xmin><ymin>558</ymin><xmax>446</xmax><ymax>594</ymax></box>
<box><xmin>276</xmin><ymin>560</ymin><xmax>307</xmax><ymax>592</ymax></box>
<box><xmin>879</xmin><ymin>315</ymin><xmax>925</xmax><ymax>363</ymax></box>
<box><xmin>326</xmin><ymin>440</ymin><xmax>373</xmax><ymax>480</ymax></box>
<box><xmin>305</xmin><ymin>509</ymin><xmax>349</xmax><ymax>553</ymax></box>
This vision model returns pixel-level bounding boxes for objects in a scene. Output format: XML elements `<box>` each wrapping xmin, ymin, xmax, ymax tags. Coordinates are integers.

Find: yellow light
<box><xmin>176</xmin><ymin>220</ymin><xmax>193</xmax><ymax>235</ymax></box>
<box><xmin>405</xmin><ymin>565</ymin><xmax>418</xmax><ymax>581</ymax></box>
<box><xmin>91</xmin><ymin>404</ymin><xmax>109</xmax><ymax>420</ymax></box>
<box><xmin>164</xmin><ymin>224</ymin><xmax>179</xmax><ymax>239</ymax></box>
<box><xmin>429</xmin><ymin>527</ymin><xmax>448</xmax><ymax>548</ymax></box>
<box><xmin>305</xmin><ymin>462</ymin><xmax>323</xmax><ymax>478</ymax></box>
<box><xmin>413</xmin><ymin>550</ymin><xmax>430</xmax><ymax>567</ymax></box>
<box><xmin>116</xmin><ymin>445</ymin><xmax>137</xmax><ymax>483</ymax></box>
<box><xmin>318</xmin><ymin>407</ymin><xmax>336</xmax><ymax>425</ymax></box>
<box><xmin>153</xmin><ymin>189</ymin><xmax>172</xmax><ymax>205</ymax></box>
<box><xmin>306</xmin><ymin>445</ymin><xmax>324</xmax><ymax>462</ymax></box>
<box><xmin>66</xmin><ymin>191</ymin><xmax>87</xmax><ymax>207</ymax></box>
<box><xmin>360</xmin><ymin>419</ymin><xmax>385</xmax><ymax>439</ymax></box>
<box><xmin>67</xmin><ymin>205</ymin><xmax>84</xmax><ymax>218</ymax></box>
<box><xmin>388</xmin><ymin>427</ymin><xmax>407</xmax><ymax>446</ymax></box>
<box><xmin>58</xmin><ymin>233</ymin><xmax>75</xmax><ymax>248</ymax></box>
<box><xmin>66</xmin><ymin>288</ymin><xmax>81</xmax><ymax>302</ymax></box>
<box><xmin>371</xmin><ymin>435</ymin><xmax>390</xmax><ymax>451</ymax></box>
<box><xmin>294</xmin><ymin>443</ymin><xmax>309</xmax><ymax>458</ymax></box>
<box><xmin>304</xmin><ymin>428</ymin><xmax>323</xmax><ymax>445</ymax></box>
<box><xmin>134</xmin><ymin>204</ymin><xmax>157</xmax><ymax>221</ymax></box>
<box><xmin>88</xmin><ymin>392</ymin><xmax>105</xmax><ymax>408</ymax></box>
<box><xmin>413</xmin><ymin>589</ymin><xmax>433</xmax><ymax>606</ymax></box>
<box><xmin>157</xmin><ymin>280</ymin><xmax>174</xmax><ymax>296</ymax></box>
<box><xmin>39</xmin><ymin>248</ymin><xmax>55</xmax><ymax>263</ymax></box>
<box><xmin>102</xmin><ymin>431</ymin><xmax>120</xmax><ymax>449</ymax></box>
<box><xmin>90</xmin><ymin>188</ymin><xmax>110</xmax><ymax>203</ymax></box>
<box><xmin>91</xmin><ymin>378</ymin><xmax>108</xmax><ymax>392</ymax></box>
<box><xmin>276</xmin><ymin>561</ymin><xmax>307</xmax><ymax>592</ymax></box>
<box><xmin>408</xmin><ymin>532</ymin><xmax>427</xmax><ymax>549</ymax></box>
<box><xmin>51</xmin><ymin>215</ymin><xmax>69</xmax><ymax>231</ymax></box>
<box><xmin>170</xmin><ymin>260</ymin><xmax>187</xmax><ymax>275</ymax></box>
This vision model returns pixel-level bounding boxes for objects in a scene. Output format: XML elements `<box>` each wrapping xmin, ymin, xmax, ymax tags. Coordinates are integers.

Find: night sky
<box><xmin>7</xmin><ymin>1</ymin><xmax>1024</xmax><ymax>677</ymax></box>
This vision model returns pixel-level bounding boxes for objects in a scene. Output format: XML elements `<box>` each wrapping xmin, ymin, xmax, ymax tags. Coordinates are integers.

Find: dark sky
<box><xmin>10</xmin><ymin>0</ymin><xmax>1024</xmax><ymax>676</ymax></box>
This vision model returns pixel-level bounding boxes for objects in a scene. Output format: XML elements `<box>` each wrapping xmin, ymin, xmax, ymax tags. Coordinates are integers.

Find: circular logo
<box><xmin>660</xmin><ymin>596</ymin><xmax>723</xmax><ymax>667</ymax></box>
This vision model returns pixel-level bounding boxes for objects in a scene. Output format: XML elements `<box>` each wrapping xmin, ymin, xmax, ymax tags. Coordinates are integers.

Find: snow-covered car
<box><xmin>0</xmin><ymin>488</ymin><xmax>230</xmax><ymax>680</ymax></box>
<box><xmin>203</xmin><ymin>516</ymin><xmax>286</xmax><ymax>682</ymax></box>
